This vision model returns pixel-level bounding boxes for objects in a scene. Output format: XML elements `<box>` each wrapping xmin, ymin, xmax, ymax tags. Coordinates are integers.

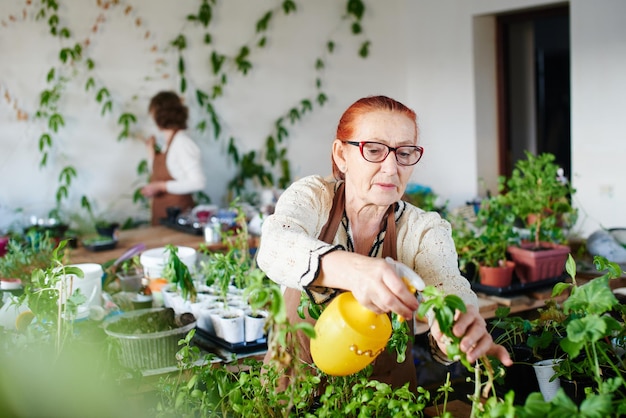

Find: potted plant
<box><xmin>550</xmin><ymin>255</ymin><xmax>625</xmax><ymax>405</ymax></box>
<box><xmin>0</xmin><ymin>232</ymin><xmax>57</xmax><ymax>288</ymax></box>
<box><xmin>457</xmin><ymin>194</ymin><xmax>519</xmax><ymax>287</ymax></box>
<box><xmin>160</xmin><ymin>244</ymin><xmax>198</xmax><ymax>315</ymax></box>
<box><xmin>500</xmin><ymin>151</ymin><xmax>578</xmax><ymax>283</ymax></box>
<box><xmin>103</xmin><ymin>307</ymin><xmax>196</xmax><ymax>371</ymax></box>
<box><xmin>114</xmin><ymin>255</ymin><xmax>144</xmax><ymax>293</ymax></box>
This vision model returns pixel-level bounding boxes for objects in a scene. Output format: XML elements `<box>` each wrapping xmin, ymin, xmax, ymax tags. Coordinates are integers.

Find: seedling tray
<box><xmin>193</xmin><ymin>327</ymin><xmax>267</xmax><ymax>354</ymax></box>
<box><xmin>470</xmin><ymin>274</ymin><xmax>565</xmax><ymax>296</ymax></box>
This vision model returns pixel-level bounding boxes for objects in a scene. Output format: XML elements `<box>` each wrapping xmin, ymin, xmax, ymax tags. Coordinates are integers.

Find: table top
<box><xmin>67</xmin><ymin>225</ymin><xmax>221</xmax><ymax>265</ymax></box>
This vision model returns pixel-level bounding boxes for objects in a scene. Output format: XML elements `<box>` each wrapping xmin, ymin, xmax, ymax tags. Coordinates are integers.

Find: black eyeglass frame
<box><xmin>342</xmin><ymin>140</ymin><xmax>424</xmax><ymax>166</ymax></box>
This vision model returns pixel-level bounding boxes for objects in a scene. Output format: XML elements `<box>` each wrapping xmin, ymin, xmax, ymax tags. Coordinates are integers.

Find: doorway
<box><xmin>497</xmin><ymin>6</ymin><xmax>571</xmax><ymax>180</ymax></box>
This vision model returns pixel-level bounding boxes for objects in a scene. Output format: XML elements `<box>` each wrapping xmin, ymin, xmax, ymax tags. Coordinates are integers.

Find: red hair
<box><xmin>332</xmin><ymin>96</ymin><xmax>418</xmax><ymax>180</ymax></box>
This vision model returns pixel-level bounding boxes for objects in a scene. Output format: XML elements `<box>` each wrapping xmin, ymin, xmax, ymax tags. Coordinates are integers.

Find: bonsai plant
<box><xmin>499</xmin><ymin>151</ymin><xmax>578</xmax><ymax>283</ymax></box>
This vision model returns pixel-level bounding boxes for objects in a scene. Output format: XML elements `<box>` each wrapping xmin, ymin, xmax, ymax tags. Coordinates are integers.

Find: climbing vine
<box><xmin>2</xmin><ymin>0</ymin><xmax>370</xmax><ymax>228</ymax></box>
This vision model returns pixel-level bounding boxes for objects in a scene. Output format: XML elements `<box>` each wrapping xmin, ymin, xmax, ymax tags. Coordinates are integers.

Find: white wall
<box><xmin>0</xmin><ymin>0</ymin><xmax>408</xmax><ymax>230</ymax></box>
<box><xmin>405</xmin><ymin>0</ymin><xmax>626</xmax><ymax>237</ymax></box>
<box><xmin>1</xmin><ymin>0</ymin><xmax>624</xmax><ymax>238</ymax></box>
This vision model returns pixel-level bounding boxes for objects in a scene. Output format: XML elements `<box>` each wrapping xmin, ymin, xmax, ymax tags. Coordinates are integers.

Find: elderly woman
<box><xmin>256</xmin><ymin>95</ymin><xmax>511</xmax><ymax>391</ymax></box>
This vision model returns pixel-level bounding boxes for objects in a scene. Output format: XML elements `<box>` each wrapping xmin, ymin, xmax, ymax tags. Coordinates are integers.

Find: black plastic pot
<box><xmin>96</xmin><ymin>222</ymin><xmax>119</xmax><ymax>239</ymax></box>
<box><xmin>559</xmin><ymin>375</ymin><xmax>594</xmax><ymax>405</ymax></box>
<box><xmin>496</xmin><ymin>345</ymin><xmax>540</xmax><ymax>405</ymax></box>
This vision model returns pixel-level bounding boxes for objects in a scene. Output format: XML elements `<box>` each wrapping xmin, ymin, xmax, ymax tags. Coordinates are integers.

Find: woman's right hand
<box><xmin>316</xmin><ymin>251</ymin><xmax>419</xmax><ymax>319</ymax></box>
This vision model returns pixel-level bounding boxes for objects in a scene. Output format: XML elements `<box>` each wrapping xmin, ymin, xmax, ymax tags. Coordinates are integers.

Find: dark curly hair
<box><xmin>148</xmin><ymin>91</ymin><xmax>188</xmax><ymax>130</ymax></box>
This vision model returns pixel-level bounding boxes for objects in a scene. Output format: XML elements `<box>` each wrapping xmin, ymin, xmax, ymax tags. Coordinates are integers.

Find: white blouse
<box><xmin>163</xmin><ymin>131</ymin><xmax>205</xmax><ymax>195</ymax></box>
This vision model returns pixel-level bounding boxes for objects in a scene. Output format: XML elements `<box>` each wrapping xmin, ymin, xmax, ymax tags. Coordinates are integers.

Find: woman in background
<box><xmin>141</xmin><ymin>91</ymin><xmax>205</xmax><ymax>225</ymax></box>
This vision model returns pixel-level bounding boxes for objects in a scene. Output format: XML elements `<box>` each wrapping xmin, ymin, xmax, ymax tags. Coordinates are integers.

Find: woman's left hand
<box><xmin>430</xmin><ymin>304</ymin><xmax>513</xmax><ymax>366</ymax></box>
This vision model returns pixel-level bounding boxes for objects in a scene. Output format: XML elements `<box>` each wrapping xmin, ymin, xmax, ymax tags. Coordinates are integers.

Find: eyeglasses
<box><xmin>343</xmin><ymin>141</ymin><xmax>424</xmax><ymax>166</ymax></box>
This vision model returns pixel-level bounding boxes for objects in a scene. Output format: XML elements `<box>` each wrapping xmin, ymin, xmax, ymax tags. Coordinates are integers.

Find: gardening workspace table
<box><xmin>67</xmin><ymin>224</ymin><xmax>569</xmax><ymax>334</ymax></box>
<box><xmin>67</xmin><ymin>224</ymin><xmax>255</xmax><ymax>265</ymax></box>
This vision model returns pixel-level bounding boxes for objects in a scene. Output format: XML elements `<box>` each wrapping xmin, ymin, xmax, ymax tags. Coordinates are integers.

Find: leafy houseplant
<box><xmin>455</xmin><ymin>195</ymin><xmax>519</xmax><ymax>287</ymax></box>
<box><xmin>153</xmin><ymin>279</ymin><xmax>435</xmax><ymax>417</ymax></box>
<box><xmin>550</xmin><ymin>255</ymin><xmax>626</xmax><ymax>406</ymax></box>
<box><xmin>499</xmin><ymin>151</ymin><xmax>577</xmax><ymax>283</ymax></box>
<box><xmin>0</xmin><ymin>232</ymin><xmax>58</xmax><ymax>288</ymax></box>
<box><xmin>500</xmin><ymin>151</ymin><xmax>577</xmax><ymax>248</ymax></box>
<box><xmin>163</xmin><ymin>244</ymin><xmax>197</xmax><ymax>303</ymax></box>
<box><xmin>14</xmin><ymin>240</ymin><xmax>86</xmax><ymax>353</ymax></box>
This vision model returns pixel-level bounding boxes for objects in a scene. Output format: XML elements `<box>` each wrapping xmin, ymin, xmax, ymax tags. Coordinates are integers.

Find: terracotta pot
<box><xmin>479</xmin><ymin>261</ymin><xmax>515</xmax><ymax>287</ymax></box>
<box><xmin>507</xmin><ymin>242</ymin><xmax>570</xmax><ymax>283</ymax></box>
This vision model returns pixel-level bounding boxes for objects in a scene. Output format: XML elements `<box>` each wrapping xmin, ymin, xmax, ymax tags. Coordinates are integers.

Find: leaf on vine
<box><xmin>198</xmin><ymin>1</ymin><xmax>212</xmax><ymax>27</ymax></box>
<box><xmin>101</xmin><ymin>100</ymin><xmax>112</xmax><ymax>116</ymax></box>
<box><xmin>283</xmin><ymin>0</ymin><xmax>297</xmax><ymax>14</ymax></box>
<box><xmin>39</xmin><ymin>133</ymin><xmax>52</xmax><ymax>151</ymax></box>
<box><xmin>317</xmin><ymin>93</ymin><xmax>328</xmax><ymax>106</ymax></box>
<box><xmin>46</xmin><ymin>68</ymin><xmax>55</xmax><ymax>83</ymax></box>
<box><xmin>137</xmin><ymin>159</ymin><xmax>149</xmax><ymax>175</ymax></box>
<box><xmin>56</xmin><ymin>185</ymin><xmax>68</xmax><ymax>202</ymax></box>
<box><xmin>228</xmin><ymin>137</ymin><xmax>239</xmax><ymax>163</ymax></box>
<box><xmin>301</xmin><ymin>99</ymin><xmax>312</xmax><ymax>113</ymax></box>
<box><xmin>40</xmin><ymin>152</ymin><xmax>48</xmax><ymax>168</ymax></box>
<box><xmin>96</xmin><ymin>87</ymin><xmax>109</xmax><ymax>102</ymax></box>
<box><xmin>256</xmin><ymin>11</ymin><xmax>272</xmax><ymax>33</ymax></box>
<box><xmin>347</xmin><ymin>0</ymin><xmax>365</xmax><ymax>20</ymax></box>
<box><xmin>196</xmin><ymin>89</ymin><xmax>208</xmax><ymax>106</ymax></box>
<box><xmin>359</xmin><ymin>41</ymin><xmax>370</xmax><ymax>58</ymax></box>
<box><xmin>288</xmin><ymin>108</ymin><xmax>300</xmax><ymax>124</ymax></box>
<box><xmin>171</xmin><ymin>34</ymin><xmax>187</xmax><ymax>50</ymax></box>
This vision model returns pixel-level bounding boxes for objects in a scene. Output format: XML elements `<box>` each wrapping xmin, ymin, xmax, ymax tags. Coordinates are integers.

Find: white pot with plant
<box><xmin>210</xmin><ymin>307</ymin><xmax>245</xmax><ymax>344</ymax></box>
<box><xmin>244</xmin><ymin>308</ymin><xmax>268</xmax><ymax>342</ymax></box>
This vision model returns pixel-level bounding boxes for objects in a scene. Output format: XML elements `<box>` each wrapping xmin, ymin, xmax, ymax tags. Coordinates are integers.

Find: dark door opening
<box><xmin>497</xmin><ymin>6</ymin><xmax>571</xmax><ymax>180</ymax></box>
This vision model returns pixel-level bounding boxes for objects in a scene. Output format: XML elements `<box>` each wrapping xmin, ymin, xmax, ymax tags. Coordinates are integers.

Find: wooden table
<box><xmin>67</xmin><ymin>225</ymin><xmax>221</xmax><ymax>265</ymax></box>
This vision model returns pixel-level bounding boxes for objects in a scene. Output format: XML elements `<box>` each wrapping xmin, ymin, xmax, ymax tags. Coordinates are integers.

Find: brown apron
<box><xmin>150</xmin><ymin>132</ymin><xmax>194</xmax><ymax>226</ymax></box>
<box><xmin>265</xmin><ymin>182</ymin><xmax>418</xmax><ymax>392</ymax></box>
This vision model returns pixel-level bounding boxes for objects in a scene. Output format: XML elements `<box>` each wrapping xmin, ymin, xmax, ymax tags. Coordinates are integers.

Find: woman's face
<box><xmin>334</xmin><ymin>110</ymin><xmax>418</xmax><ymax>208</ymax></box>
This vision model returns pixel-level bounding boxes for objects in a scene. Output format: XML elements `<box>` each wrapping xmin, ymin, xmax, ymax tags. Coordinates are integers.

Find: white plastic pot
<box><xmin>140</xmin><ymin>246</ymin><xmax>197</xmax><ymax>279</ymax></box>
<box><xmin>62</xmin><ymin>263</ymin><xmax>103</xmax><ymax>319</ymax></box>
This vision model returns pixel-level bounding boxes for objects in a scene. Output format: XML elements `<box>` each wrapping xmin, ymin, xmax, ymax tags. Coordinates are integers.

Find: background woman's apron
<box><xmin>266</xmin><ymin>182</ymin><xmax>418</xmax><ymax>392</ymax></box>
<box><xmin>150</xmin><ymin>133</ymin><xmax>194</xmax><ymax>226</ymax></box>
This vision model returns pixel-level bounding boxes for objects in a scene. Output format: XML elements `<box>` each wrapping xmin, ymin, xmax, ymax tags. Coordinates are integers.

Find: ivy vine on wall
<box><xmin>1</xmin><ymin>0</ymin><xmax>370</xmax><ymax>228</ymax></box>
